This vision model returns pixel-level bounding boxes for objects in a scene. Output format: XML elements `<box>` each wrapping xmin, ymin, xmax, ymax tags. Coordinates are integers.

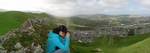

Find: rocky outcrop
<box><xmin>0</xmin><ymin>18</ymin><xmax>53</xmax><ymax>53</ymax></box>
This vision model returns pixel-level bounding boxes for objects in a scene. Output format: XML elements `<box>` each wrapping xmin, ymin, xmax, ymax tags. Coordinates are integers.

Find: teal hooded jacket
<box><xmin>47</xmin><ymin>32</ymin><xmax>70</xmax><ymax>53</ymax></box>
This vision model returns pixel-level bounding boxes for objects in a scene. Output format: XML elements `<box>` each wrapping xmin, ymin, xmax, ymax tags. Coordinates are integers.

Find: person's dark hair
<box><xmin>52</xmin><ymin>25</ymin><xmax>68</xmax><ymax>34</ymax></box>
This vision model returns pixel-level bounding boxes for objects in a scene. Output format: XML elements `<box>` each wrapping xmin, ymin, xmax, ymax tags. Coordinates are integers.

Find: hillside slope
<box><xmin>0</xmin><ymin>11</ymin><xmax>49</xmax><ymax>35</ymax></box>
<box><xmin>119</xmin><ymin>37</ymin><xmax>150</xmax><ymax>53</ymax></box>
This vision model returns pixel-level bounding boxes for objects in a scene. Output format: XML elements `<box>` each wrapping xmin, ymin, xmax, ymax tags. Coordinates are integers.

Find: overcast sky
<box><xmin>0</xmin><ymin>0</ymin><xmax>150</xmax><ymax>16</ymax></box>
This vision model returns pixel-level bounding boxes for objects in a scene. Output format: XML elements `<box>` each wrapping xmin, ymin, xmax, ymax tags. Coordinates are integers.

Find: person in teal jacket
<box><xmin>47</xmin><ymin>25</ymin><xmax>70</xmax><ymax>53</ymax></box>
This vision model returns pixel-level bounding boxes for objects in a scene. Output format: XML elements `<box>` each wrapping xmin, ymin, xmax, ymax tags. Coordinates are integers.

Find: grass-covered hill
<box><xmin>119</xmin><ymin>37</ymin><xmax>150</xmax><ymax>53</ymax></box>
<box><xmin>0</xmin><ymin>11</ymin><xmax>57</xmax><ymax>53</ymax></box>
<box><xmin>0</xmin><ymin>11</ymin><xmax>50</xmax><ymax>35</ymax></box>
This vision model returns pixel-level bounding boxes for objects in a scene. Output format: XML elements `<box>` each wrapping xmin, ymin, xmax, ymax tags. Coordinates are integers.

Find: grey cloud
<box><xmin>43</xmin><ymin>0</ymin><xmax>129</xmax><ymax>16</ymax></box>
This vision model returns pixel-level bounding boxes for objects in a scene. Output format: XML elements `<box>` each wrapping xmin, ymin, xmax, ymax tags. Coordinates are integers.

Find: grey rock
<box><xmin>33</xmin><ymin>44</ymin><xmax>43</xmax><ymax>53</ymax></box>
<box><xmin>10</xmin><ymin>51</ymin><xmax>15</xmax><ymax>53</ymax></box>
<box><xmin>92</xmin><ymin>48</ymin><xmax>103</xmax><ymax>53</ymax></box>
<box><xmin>14</xmin><ymin>42</ymin><xmax>23</xmax><ymax>49</ymax></box>
<box><xmin>0</xmin><ymin>49</ymin><xmax>7</xmax><ymax>53</ymax></box>
<box><xmin>15</xmin><ymin>48</ymin><xmax>25</xmax><ymax>53</ymax></box>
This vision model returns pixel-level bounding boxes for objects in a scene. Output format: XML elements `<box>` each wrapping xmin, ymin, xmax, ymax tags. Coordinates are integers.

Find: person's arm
<box><xmin>52</xmin><ymin>35</ymin><xmax>70</xmax><ymax>51</ymax></box>
<box><xmin>64</xmin><ymin>32</ymin><xmax>70</xmax><ymax>47</ymax></box>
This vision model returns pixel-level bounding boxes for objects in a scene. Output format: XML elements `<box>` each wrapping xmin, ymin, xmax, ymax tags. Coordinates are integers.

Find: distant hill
<box><xmin>72</xmin><ymin>14</ymin><xmax>131</xmax><ymax>20</ymax></box>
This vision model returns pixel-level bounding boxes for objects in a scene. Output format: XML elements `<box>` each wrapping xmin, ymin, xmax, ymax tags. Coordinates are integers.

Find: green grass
<box><xmin>0</xmin><ymin>11</ymin><xmax>28</xmax><ymax>35</ymax></box>
<box><xmin>71</xmin><ymin>33</ymin><xmax>150</xmax><ymax>53</ymax></box>
<box><xmin>0</xmin><ymin>11</ymin><xmax>50</xmax><ymax>35</ymax></box>
<box><xmin>118</xmin><ymin>37</ymin><xmax>150</xmax><ymax>53</ymax></box>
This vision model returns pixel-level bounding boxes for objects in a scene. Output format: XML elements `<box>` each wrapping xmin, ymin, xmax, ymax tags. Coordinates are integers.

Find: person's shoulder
<box><xmin>48</xmin><ymin>32</ymin><xmax>59</xmax><ymax>38</ymax></box>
